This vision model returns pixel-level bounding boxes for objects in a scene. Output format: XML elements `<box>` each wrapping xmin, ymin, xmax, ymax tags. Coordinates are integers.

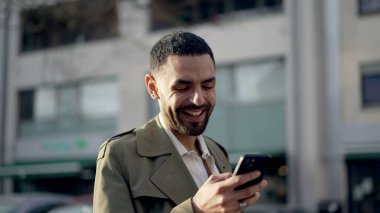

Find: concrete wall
<box><xmin>341</xmin><ymin>0</ymin><xmax>380</xmax><ymax>153</ymax></box>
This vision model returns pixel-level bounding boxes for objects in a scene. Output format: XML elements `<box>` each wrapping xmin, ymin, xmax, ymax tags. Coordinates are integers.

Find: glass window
<box><xmin>57</xmin><ymin>86</ymin><xmax>78</xmax><ymax>133</ymax></box>
<box><xmin>20</xmin><ymin>0</ymin><xmax>119</xmax><ymax>52</ymax></box>
<box><xmin>35</xmin><ymin>87</ymin><xmax>57</xmax><ymax>121</ymax></box>
<box><xmin>18</xmin><ymin>78</ymin><xmax>119</xmax><ymax>138</ymax></box>
<box><xmin>81</xmin><ymin>80</ymin><xmax>119</xmax><ymax>119</ymax></box>
<box><xmin>358</xmin><ymin>0</ymin><xmax>380</xmax><ymax>15</ymax></box>
<box><xmin>150</xmin><ymin>0</ymin><xmax>283</xmax><ymax>31</ymax></box>
<box><xmin>207</xmin><ymin>58</ymin><xmax>286</xmax><ymax>154</ymax></box>
<box><xmin>346</xmin><ymin>156</ymin><xmax>380</xmax><ymax>212</ymax></box>
<box><xmin>361</xmin><ymin>62</ymin><xmax>380</xmax><ymax>107</ymax></box>
<box><xmin>233</xmin><ymin>59</ymin><xmax>285</xmax><ymax>103</ymax></box>
<box><xmin>362</xmin><ymin>74</ymin><xmax>380</xmax><ymax>106</ymax></box>
<box><xmin>19</xmin><ymin>90</ymin><xmax>34</xmax><ymax>121</ymax></box>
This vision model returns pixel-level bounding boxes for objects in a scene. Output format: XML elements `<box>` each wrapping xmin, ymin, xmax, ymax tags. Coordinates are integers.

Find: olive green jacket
<box><xmin>93</xmin><ymin>116</ymin><xmax>232</xmax><ymax>213</ymax></box>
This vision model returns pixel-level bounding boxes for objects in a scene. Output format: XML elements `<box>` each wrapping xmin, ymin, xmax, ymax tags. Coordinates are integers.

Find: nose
<box><xmin>191</xmin><ymin>88</ymin><xmax>206</xmax><ymax>106</ymax></box>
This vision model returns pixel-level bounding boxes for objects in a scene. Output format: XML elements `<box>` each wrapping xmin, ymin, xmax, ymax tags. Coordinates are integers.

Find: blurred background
<box><xmin>0</xmin><ymin>0</ymin><xmax>379</xmax><ymax>212</ymax></box>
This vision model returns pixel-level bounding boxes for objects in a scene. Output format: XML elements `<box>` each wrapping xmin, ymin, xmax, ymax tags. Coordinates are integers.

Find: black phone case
<box><xmin>233</xmin><ymin>153</ymin><xmax>272</xmax><ymax>190</ymax></box>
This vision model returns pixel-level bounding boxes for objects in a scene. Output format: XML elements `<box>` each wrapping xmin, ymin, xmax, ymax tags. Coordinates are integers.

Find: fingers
<box><xmin>235</xmin><ymin>182</ymin><xmax>267</xmax><ymax>211</ymax></box>
<box><xmin>193</xmin><ymin>173</ymin><xmax>268</xmax><ymax>213</ymax></box>
<box><xmin>222</xmin><ymin>170</ymin><xmax>261</xmax><ymax>189</ymax></box>
<box><xmin>241</xmin><ymin>191</ymin><xmax>262</xmax><ymax>207</ymax></box>
<box><xmin>232</xmin><ymin>193</ymin><xmax>262</xmax><ymax>213</ymax></box>
<box><xmin>236</xmin><ymin>179</ymin><xmax>268</xmax><ymax>201</ymax></box>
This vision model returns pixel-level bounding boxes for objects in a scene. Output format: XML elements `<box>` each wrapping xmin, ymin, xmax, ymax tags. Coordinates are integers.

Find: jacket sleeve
<box><xmin>171</xmin><ymin>198</ymin><xmax>194</xmax><ymax>213</ymax></box>
<box><xmin>93</xmin><ymin>141</ymin><xmax>135</xmax><ymax>213</ymax></box>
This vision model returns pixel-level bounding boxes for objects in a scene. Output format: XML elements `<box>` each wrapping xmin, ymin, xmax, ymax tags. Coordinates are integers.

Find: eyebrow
<box><xmin>174</xmin><ymin>77</ymin><xmax>216</xmax><ymax>85</ymax></box>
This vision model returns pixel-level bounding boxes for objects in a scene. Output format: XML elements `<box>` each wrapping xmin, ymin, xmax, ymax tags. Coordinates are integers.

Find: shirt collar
<box><xmin>158</xmin><ymin>113</ymin><xmax>211</xmax><ymax>157</ymax></box>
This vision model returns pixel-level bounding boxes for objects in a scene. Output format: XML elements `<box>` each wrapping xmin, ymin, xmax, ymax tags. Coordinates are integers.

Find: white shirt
<box><xmin>159</xmin><ymin>114</ymin><xmax>220</xmax><ymax>188</ymax></box>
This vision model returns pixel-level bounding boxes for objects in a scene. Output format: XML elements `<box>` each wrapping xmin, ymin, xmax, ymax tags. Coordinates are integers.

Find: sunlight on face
<box><xmin>155</xmin><ymin>54</ymin><xmax>216</xmax><ymax>136</ymax></box>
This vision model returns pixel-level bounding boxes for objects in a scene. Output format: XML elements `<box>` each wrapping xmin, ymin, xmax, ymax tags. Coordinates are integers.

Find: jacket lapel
<box><xmin>135</xmin><ymin>117</ymin><xmax>198</xmax><ymax>205</ymax></box>
<box><xmin>205</xmin><ymin>138</ymin><xmax>232</xmax><ymax>173</ymax></box>
<box><xmin>150</xmin><ymin>153</ymin><xmax>198</xmax><ymax>205</ymax></box>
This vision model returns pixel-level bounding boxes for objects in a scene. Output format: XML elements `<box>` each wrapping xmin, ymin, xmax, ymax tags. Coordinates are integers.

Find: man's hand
<box><xmin>191</xmin><ymin>171</ymin><xmax>268</xmax><ymax>213</ymax></box>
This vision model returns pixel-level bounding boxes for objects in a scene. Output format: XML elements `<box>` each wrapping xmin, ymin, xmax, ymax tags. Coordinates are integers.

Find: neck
<box><xmin>173</xmin><ymin>132</ymin><xmax>197</xmax><ymax>151</ymax></box>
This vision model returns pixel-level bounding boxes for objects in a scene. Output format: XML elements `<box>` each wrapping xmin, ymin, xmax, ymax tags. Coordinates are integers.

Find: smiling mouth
<box><xmin>178</xmin><ymin>104</ymin><xmax>210</xmax><ymax>122</ymax></box>
<box><xmin>183</xmin><ymin>109</ymin><xmax>203</xmax><ymax>116</ymax></box>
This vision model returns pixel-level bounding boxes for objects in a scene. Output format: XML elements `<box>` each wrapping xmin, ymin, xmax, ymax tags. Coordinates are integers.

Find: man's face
<box><xmin>153</xmin><ymin>54</ymin><xmax>216</xmax><ymax>136</ymax></box>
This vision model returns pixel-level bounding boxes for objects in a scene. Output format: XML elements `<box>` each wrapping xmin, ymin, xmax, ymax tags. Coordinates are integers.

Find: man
<box><xmin>93</xmin><ymin>31</ymin><xmax>268</xmax><ymax>212</ymax></box>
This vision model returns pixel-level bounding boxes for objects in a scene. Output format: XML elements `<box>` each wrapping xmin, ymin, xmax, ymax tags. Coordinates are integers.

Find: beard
<box><xmin>163</xmin><ymin>102</ymin><xmax>214</xmax><ymax>136</ymax></box>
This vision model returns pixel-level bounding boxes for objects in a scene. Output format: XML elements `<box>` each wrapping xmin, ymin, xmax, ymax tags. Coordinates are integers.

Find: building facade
<box><xmin>0</xmin><ymin>0</ymin><xmax>379</xmax><ymax>212</ymax></box>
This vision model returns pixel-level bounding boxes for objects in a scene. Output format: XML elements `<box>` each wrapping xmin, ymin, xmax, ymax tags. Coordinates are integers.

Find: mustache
<box><xmin>177</xmin><ymin>104</ymin><xmax>210</xmax><ymax>111</ymax></box>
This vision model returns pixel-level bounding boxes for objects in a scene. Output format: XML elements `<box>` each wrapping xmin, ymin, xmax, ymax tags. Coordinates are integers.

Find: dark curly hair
<box><xmin>149</xmin><ymin>31</ymin><xmax>215</xmax><ymax>75</ymax></box>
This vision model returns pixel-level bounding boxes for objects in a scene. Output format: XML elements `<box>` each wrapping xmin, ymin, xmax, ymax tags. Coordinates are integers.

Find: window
<box><xmin>150</xmin><ymin>0</ymin><xmax>283</xmax><ymax>31</ymax></box>
<box><xmin>361</xmin><ymin>62</ymin><xmax>380</xmax><ymax>107</ymax></box>
<box><xmin>18</xmin><ymin>79</ymin><xmax>119</xmax><ymax>137</ymax></box>
<box><xmin>57</xmin><ymin>86</ymin><xmax>78</xmax><ymax>133</ymax></box>
<box><xmin>20</xmin><ymin>0</ymin><xmax>119</xmax><ymax>52</ymax></box>
<box><xmin>35</xmin><ymin>88</ymin><xmax>57</xmax><ymax>122</ymax></box>
<box><xmin>346</xmin><ymin>156</ymin><xmax>380</xmax><ymax>213</ymax></box>
<box><xmin>81</xmin><ymin>80</ymin><xmax>119</xmax><ymax>119</ymax></box>
<box><xmin>358</xmin><ymin>0</ymin><xmax>380</xmax><ymax>15</ymax></box>
<box><xmin>19</xmin><ymin>90</ymin><xmax>34</xmax><ymax>121</ymax></box>
<box><xmin>232</xmin><ymin>59</ymin><xmax>285</xmax><ymax>103</ymax></box>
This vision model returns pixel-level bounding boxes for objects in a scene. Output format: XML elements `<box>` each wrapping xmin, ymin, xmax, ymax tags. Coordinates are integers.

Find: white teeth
<box><xmin>185</xmin><ymin>110</ymin><xmax>202</xmax><ymax>116</ymax></box>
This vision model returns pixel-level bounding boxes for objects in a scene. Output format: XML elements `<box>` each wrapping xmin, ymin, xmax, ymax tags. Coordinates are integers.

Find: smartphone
<box><xmin>233</xmin><ymin>153</ymin><xmax>272</xmax><ymax>190</ymax></box>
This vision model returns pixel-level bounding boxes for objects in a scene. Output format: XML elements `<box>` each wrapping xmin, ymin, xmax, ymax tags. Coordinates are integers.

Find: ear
<box><xmin>145</xmin><ymin>74</ymin><xmax>160</xmax><ymax>99</ymax></box>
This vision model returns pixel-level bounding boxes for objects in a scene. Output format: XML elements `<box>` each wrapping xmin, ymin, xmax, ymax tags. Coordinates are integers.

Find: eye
<box><xmin>174</xmin><ymin>85</ymin><xmax>189</xmax><ymax>92</ymax></box>
<box><xmin>202</xmin><ymin>83</ymin><xmax>215</xmax><ymax>90</ymax></box>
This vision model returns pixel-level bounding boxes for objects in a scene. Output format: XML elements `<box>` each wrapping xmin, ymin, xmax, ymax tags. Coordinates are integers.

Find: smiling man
<box><xmin>93</xmin><ymin>31</ymin><xmax>268</xmax><ymax>213</ymax></box>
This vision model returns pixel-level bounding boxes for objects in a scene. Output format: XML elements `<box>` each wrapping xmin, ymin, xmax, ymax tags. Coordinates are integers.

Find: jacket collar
<box><xmin>135</xmin><ymin>116</ymin><xmax>174</xmax><ymax>157</ymax></box>
<box><xmin>136</xmin><ymin>116</ymin><xmax>231</xmax><ymax>173</ymax></box>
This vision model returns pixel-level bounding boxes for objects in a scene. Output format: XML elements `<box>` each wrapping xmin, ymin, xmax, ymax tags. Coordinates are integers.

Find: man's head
<box><xmin>149</xmin><ymin>31</ymin><xmax>215</xmax><ymax>75</ymax></box>
<box><xmin>145</xmin><ymin>31</ymin><xmax>216</xmax><ymax>137</ymax></box>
